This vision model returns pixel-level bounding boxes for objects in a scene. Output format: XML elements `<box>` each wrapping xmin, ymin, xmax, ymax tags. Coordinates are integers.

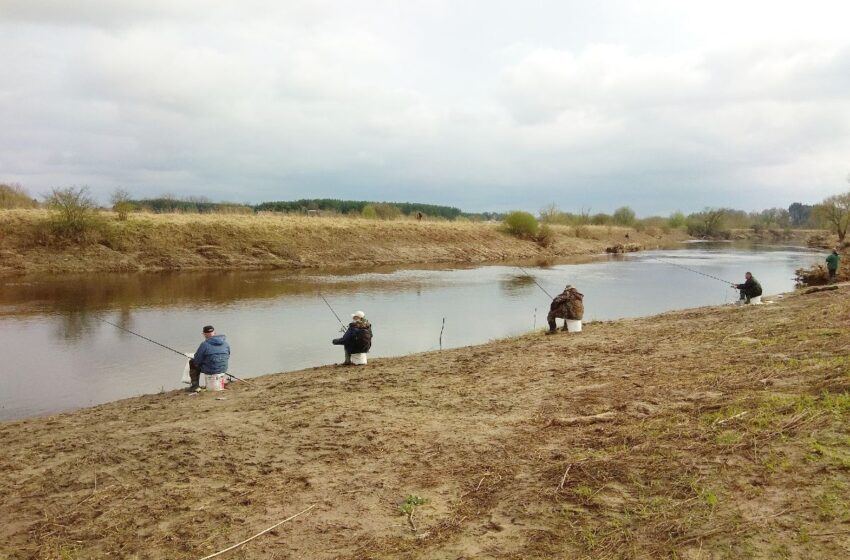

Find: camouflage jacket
<box><xmin>549</xmin><ymin>288</ymin><xmax>585</xmax><ymax>320</ymax></box>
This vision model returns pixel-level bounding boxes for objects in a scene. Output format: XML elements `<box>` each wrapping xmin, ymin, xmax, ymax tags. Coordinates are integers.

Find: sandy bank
<box><xmin>2</xmin><ymin>288</ymin><xmax>849</xmax><ymax>559</ymax></box>
<box><xmin>0</xmin><ymin>210</ymin><xmax>687</xmax><ymax>275</ymax></box>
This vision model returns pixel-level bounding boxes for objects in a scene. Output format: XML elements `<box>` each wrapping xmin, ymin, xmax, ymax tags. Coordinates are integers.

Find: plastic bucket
<box><xmin>750</xmin><ymin>296</ymin><xmax>762</xmax><ymax>305</ymax></box>
<box><xmin>350</xmin><ymin>353</ymin><xmax>368</xmax><ymax>365</ymax></box>
<box><xmin>566</xmin><ymin>319</ymin><xmax>582</xmax><ymax>332</ymax></box>
<box><xmin>205</xmin><ymin>373</ymin><xmax>225</xmax><ymax>391</ymax></box>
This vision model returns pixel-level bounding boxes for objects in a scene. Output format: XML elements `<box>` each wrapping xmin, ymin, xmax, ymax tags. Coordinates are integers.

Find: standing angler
<box><xmin>826</xmin><ymin>249</ymin><xmax>840</xmax><ymax>283</ymax></box>
<box><xmin>546</xmin><ymin>285</ymin><xmax>584</xmax><ymax>334</ymax></box>
<box><xmin>188</xmin><ymin>325</ymin><xmax>231</xmax><ymax>392</ymax></box>
<box><xmin>333</xmin><ymin>311</ymin><xmax>373</xmax><ymax>365</ymax></box>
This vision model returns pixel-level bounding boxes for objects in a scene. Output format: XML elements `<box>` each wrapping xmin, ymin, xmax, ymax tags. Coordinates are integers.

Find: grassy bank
<box><xmin>0</xmin><ymin>210</ymin><xmax>688</xmax><ymax>275</ymax></box>
<box><xmin>2</xmin><ymin>287</ymin><xmax>849</xmax><ymax>558</ymax></box>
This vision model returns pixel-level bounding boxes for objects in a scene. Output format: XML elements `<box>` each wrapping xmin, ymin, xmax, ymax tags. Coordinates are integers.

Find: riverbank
<box><xmin>3</xmin><ymin>287</ymin><xmax>849</xmax><ymax>558</ymax></box>
<box><xmin>0</xmin><ymin>210</ymin><xmax>688</xmax><ymax>275</ymax></box>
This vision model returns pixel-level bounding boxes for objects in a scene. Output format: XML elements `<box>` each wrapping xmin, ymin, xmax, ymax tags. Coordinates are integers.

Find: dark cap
<box><xmin>202</xmin><ymin>325</ymin><xmax>215</xmax><ymax>333</ymax></box>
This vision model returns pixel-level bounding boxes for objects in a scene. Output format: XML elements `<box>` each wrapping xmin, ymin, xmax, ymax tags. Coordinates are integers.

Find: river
<box><xmin>0</xmin><ymin>242</ymin><xmax>822</xmax><ymax>420</ymax></box>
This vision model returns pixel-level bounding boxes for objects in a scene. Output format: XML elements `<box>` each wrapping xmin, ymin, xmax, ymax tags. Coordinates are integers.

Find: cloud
<box><xmin>1</xmin><ymin>2</ymin><xmax>849</xmax><ymax>213</ymax></box>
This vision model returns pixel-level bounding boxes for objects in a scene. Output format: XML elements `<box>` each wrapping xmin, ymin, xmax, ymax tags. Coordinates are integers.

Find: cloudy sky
<box><xmin>1</xmin><ymin>0</ymin><xmax>849</xmax><ymax>214</ymax></box>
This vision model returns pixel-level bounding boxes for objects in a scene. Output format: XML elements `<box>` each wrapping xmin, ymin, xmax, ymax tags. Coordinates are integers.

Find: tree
<box><xmin>788</xmin><ymin>202</ymin><xmax>814</xmax><ymax>228</ymax></box>
<box><xmin>814</xmin><ymin>193</ymin><xmax>850</xmax><ymax>242</ymax></box>
<box><xmin>110</xmin><ymin>188</ymin><xmax>132</xmax><ymax>221</ymax></box>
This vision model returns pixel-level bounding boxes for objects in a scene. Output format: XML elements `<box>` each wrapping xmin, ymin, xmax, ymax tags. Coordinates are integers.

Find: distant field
<box><xmin>0</xmin><ymin>210</ymin><xmax>688</xmax><ymax>275</ymax></box>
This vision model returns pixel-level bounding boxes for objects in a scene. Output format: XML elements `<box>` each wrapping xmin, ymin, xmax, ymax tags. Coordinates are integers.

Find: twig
<box><xmin>557</xmin><ymin>464</ymin><xmax>572</xmax><ymax>492</ymax></box>
<box><xmin>407</xmin><ymin>507</ymin><xmax>418</xmax><ymax>533</ymax></box>
<box><xmin>475</xmin><ymin>473</ymin><xmax>490</xmax><ymax>491</ymax></box>
<box><xmin>197</xmin><ymin>504</ymin><xmax>316</xmax><ymax>560</ymax></box>
<box><xmin>715</xmin><ymin>411</ymin><xmax>748</xmax><ymax>425</ymax></box>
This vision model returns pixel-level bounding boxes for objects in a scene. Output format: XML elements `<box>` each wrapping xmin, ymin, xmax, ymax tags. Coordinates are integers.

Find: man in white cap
<box><xmin>332</xmin><ymin>310</ymin><xmax>373</xmax><ymax>365</ymax></box>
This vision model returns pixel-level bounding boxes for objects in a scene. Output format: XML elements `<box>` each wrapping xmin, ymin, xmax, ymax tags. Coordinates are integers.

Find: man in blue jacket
<box><xmin>188</xmin><ymin>325</ymin><xmax>231</xmax><ymax>392</ymax></box>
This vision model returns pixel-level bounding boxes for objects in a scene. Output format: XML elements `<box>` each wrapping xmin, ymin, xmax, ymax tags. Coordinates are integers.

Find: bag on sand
<box><xmin>181</xmin><ymin>353</ymin><xmax>194</xmax><ymax>384</ymax></box>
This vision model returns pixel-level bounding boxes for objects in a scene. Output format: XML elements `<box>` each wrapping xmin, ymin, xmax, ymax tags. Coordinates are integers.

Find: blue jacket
<box><xmin>194</xmin><ymin>335</ymin><xmax>230</xmax><ymax>374</ymax></box>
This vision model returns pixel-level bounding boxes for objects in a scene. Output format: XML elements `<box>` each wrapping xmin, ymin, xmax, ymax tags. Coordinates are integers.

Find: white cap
<box><xmin>352</xmin><ymin>310</ymin><xmax>365</xmax><ymax>319</ymax></box>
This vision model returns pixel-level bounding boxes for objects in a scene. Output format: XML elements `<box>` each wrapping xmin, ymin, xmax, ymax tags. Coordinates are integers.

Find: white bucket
<box><xmin>350</xmin><ymin>353</ymin><xmax>368</xmax><ymax>365</ymax></box>
<box><xmin>750</xmin><ymin>296</ymin><xmax>762</xmax><ymax>305</ymax></box>
<box><xmin>566</xmin><ymin>319</ymin><xmax>582</xmax><ymax>332</ymax></box>
<box><xmin>205</xmin><ymin>373</ymin><xmax>225</xmax><ymax>391</ymax></box>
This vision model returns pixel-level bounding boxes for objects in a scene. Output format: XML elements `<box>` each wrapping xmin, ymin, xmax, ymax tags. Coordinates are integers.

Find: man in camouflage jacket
<box><xmin>547</xmin><ymin>285</ymin><xmax>584</xmax><ymax>334</ymax></box>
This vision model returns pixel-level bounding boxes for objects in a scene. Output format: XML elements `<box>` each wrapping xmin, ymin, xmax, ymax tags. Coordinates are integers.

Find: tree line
<box><xmin>4</xmin><ymin>181</ymin><xmax>850</xmax><ymax>240</ymax></box>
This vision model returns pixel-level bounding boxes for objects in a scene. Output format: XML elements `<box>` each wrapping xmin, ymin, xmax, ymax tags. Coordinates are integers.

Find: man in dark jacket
<box><xmin>333</xmin><ymin>311</ymin><xmax>372</xmax><ymax>365</ymax></box>
<box><xmin>733</xmin><ymin>272</ymin><xmax>763</xmax><ymax>304</ymax></box>
<box><xmin>826</xmin><ymin>249</ymin><xmax>840</xmax><ymax>282</ymax></box>
<box><xmin>546</xmin><ymin>285</ymin><xmax>584</xmax><ymax>334</ymax></box>
<box><xmin>188</xmin><ymin>325</ymin><xmax>231</xmax><ymax>392</ymax></box>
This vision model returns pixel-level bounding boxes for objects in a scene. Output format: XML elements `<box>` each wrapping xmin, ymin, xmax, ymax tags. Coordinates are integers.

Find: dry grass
<box><xmin>0</xmin><ymin>210</ymin><xmax>687</xmax><ymax>275</ymax></box>
<box><xmin>2</xmin><ymin>287</ymin><xmax>849</xmax><ymax>559</ymax></box>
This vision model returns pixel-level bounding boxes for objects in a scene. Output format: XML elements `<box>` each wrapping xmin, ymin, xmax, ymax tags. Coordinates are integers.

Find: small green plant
<box><xmin>716</xmin><ymin>430</ymin><xmax>743</xmax><ymax>445</ymax></box>
<box><xmin>702</xmin><ymin>489</ymin><xmax>719</xmax><ymax>508</ymax></box>
<box><xmin>399</xmin><ymin>494</ymin><xmax>426</xmax><ymax>515</ymax></box>
<box><xmin>502</xmin><ymin>211</ymin><xmax>539</xmax><ymax>239</ymax></box>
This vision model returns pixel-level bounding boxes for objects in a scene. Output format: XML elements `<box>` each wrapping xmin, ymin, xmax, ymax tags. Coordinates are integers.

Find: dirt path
<box><xmin>2</xmin><ymin>289</ymin><xmax>849</xmax><ymax>559</ymax></box>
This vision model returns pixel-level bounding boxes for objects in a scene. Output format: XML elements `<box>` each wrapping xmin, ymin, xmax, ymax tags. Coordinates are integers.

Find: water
<box><xmin>0</xmin><ymin>242</ymin><xmax>822</xmax><ymax>421</ymax></box>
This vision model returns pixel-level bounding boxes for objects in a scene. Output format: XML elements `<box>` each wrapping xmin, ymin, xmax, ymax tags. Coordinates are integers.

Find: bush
<box><xmin>668</xmin><ymin>211</ymin><xmax>687</xmax><ymax>229</ymax></box>
<box><xmin>43</xmin><ymin>186</ymin><xmax>102</xmax><ymax>242</ymax></box>
<box><xmin>110</xmin><ymin>188</ymin><xmax>133</xmax><ymax>221</ymax></box>
<box><xmin>612</xmin><ymin>206</ymin><xmax>636</xmax><ymax>226</ymax></box>
<box><xmin>0</xmin><ymin>183</ymin><xmax>38</xmax><ymax>209</ymax></box>
<box><xmin>361</xmin><ymin>205</ymin><xmax>378</xmax><ymax>219</ymax></box>
<box><xmin>535</xmin><ymin>223</ymin><xmax>555</xmax><ymax>247</ymax></box>
<box><xmin>502</xmin><ymin>211</ymin><xmax>539</xmax><ymax>239</ymax></box>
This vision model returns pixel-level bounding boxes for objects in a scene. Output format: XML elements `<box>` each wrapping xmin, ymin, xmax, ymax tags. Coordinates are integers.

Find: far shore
<box><xmin>0</xmin><ymin>209</ymin><xmax>821</xmax><ymax>276</ymax></box>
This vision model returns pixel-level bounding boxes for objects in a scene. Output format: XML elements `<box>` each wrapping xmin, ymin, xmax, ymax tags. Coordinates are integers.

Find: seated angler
<box><xmin>332</xmin><ymin>311</ymin><xmax>373</xmax><ymax>365</ymax></box>
<box><xmin>546</xmin><ymin>285</ymin><xmax>584</xmax><ymax>334</ymax></box>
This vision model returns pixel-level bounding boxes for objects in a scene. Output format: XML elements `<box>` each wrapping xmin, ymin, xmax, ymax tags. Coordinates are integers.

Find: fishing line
<box><xmin>647</xmin><ymin>255</ymin><xmax>737</xmax><ymax>286</ymax></box>
<box><xmin>515</xmin><ymin>266</ymin><xmax>555</xmax><ymax>299</ymax></box>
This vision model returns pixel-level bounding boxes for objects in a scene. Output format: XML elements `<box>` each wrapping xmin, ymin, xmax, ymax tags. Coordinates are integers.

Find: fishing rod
<box><xmin>98</xmin><ymin>318</ymin><xmax>254</xmax><ymax>386</ymax></box>
<box><xmin>516</xmin><ymin>266</ymin><xmax>555</xmax><ymax>299</ymax></box>
<box><xmin>319</xmin><ymin>293</ymin><xmax>347</xmax><ymax>330</ymax></box>
<box><xmin>647</xmin><ymin>256</ymin><xmax>737</xmax><ymax>286</ymax></box>
<box><xmin>99</xmin><ymin>318</ymin><xmax>186</xmax><ymax>357</ymax></box>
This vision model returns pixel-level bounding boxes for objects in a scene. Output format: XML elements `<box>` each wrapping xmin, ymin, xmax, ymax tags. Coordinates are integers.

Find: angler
<box><xmin>546</xmin><ymin>285</ymin><xmax>584</xmax><ymax>334</ymax></box>
<box><xmin>188</xmin><ymin>325</ymin><xmax>231</xmax><ymax>392</ymax></box>
<box><xmin>732</xmin><ymin>272</ymin><xmax>763</xmax><ymax>305</ymax></box>
<box><xmin>332</xmin><ymin>311</ymin><xmax>373</xmax><ymax>365</ymax></box>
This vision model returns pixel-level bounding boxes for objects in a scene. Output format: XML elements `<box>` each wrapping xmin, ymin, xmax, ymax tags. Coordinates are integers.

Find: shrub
<box><xmin>535</xmin><ymin>223</ymin><xmax>555</xmax><ymax>247</ymax></box>
<box><xmin>361</xmin><ymin>205</ymin><xmax>378</xmax><ymax>219</ymax></box>
<box><xmin>668</xmin><ymin>211</ymin><xmax>687</xmax><ymax>229</ymax></box>
<box><xmin>612</xmin><ymin>206</ymin><xmax>636</xmax><ymax>226</ymax></box>
<box><xmin>110</xmin><ymin>188</ymin><xmax>133</xmax><ymax>221</ymax></box>
<box><xmin>43</xmin><ymin>186</ymin><xmax>102</xmax><ymax>242</ymax></box>
<box><xmin>502</xmin><ymin>211</ymin><xmax>539</xmax><ymax>239</ymax></box>
<box><xmin>0</xmin><ymin>183</ymin><xmax>38</xmax><ymax>208</ymax></box>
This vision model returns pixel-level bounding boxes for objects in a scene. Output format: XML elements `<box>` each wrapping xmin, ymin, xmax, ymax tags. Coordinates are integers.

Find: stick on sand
<box><xmin>197</xmin><ymin>504</ymin><xmax>315</xmax><ymax>560</ymax></box>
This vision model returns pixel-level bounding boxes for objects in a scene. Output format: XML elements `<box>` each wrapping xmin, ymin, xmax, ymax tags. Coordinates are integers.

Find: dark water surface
<box><xmin>0</xmin><ymin>242</ymin><xmax>822</xmax><ymax>420</ymax></box>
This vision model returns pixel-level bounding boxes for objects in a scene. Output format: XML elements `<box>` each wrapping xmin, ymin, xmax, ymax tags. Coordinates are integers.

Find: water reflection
<box><xmin>0</xmin><ymin>242</ymin><xmax>822</xmax><ymax>420</ymax></box>
<box><xmin>499</xmin><ymin>274</ymin><xmax>538</xmax><ymax>296</ymax></box>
